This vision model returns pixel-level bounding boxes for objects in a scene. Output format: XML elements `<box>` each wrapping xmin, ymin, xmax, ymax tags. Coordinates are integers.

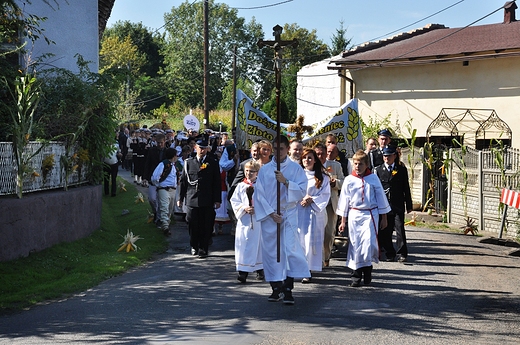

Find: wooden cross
<box><xmin>257</xmin><ymin>25</ymin><xmax>298</xmax><ymax>263</ymax></box>
<box><xmin>257</xmin><ymin>25</ymin><xmax>299</xmax><ymax>67</ymax></box>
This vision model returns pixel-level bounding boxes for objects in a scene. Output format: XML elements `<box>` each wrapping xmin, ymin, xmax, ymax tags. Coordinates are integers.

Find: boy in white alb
<box><xmin>230</xmin><ymin>160</ymin><xmax>264</xmax><ymax>283</ymax></box>
<box><xmin>336</xmin><ymin>149</ymin><xmax>390</xmax><ymax>287</ymax></box>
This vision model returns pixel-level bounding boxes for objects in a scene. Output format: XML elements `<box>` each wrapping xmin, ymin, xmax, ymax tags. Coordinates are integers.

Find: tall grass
<box><xmin>0</xmin><ymin>178</ymin><xmax>168</xmax><ymax>312</ymax></box>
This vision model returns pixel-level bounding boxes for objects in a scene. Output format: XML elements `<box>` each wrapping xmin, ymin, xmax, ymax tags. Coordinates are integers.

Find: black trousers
<box><xmin>185</xmin><ymin>206</ymin><xmax>216</xmax><ymax>252</ymax></box>
<box><xmin>351</xmin><ymin>265</ymin><xmax>372</xmax><ymax>284</ymax></box>
<box><xmin>103</xmin><ymin>163</ymin><xmax>119</xmax><ymax>196</ymax></box>
<box><xmin>379</xmin><ymin>211</ymin><xmax>408</xmax><ymax>259</ymax></box>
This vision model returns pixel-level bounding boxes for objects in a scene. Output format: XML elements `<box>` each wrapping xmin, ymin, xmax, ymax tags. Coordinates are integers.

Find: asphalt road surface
<box><xmin>1</xmin><ymin>170</ymin><xmax>519</xmax><ymax>345</ymax></box>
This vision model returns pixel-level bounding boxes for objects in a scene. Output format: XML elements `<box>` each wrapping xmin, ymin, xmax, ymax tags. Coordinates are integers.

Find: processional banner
<box><xmin>235</xmin><ymin>89</ymin><xmax>363</xmax><ymax>156</ymax></box>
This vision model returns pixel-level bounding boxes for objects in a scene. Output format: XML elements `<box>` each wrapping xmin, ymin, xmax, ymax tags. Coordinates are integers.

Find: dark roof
<box><xmin>98</xmin><ymin>0</ymin><xmax>116</xmax><ymax>39</ymax></box>
<box><xmin>329</xmin><ymin>20</ymin><xmax>520</xmax><ymax>69</ymax></box>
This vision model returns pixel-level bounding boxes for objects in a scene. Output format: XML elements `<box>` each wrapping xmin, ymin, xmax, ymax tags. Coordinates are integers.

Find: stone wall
<box><xmin>0</xmin><ymin>185</ymin><xmax>102</xmax><ymax>261</ymax></box>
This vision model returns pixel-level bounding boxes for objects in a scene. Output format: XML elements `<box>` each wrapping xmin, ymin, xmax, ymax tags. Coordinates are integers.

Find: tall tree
<box><xmin>329</xmin><ymin>20</ymin><xmax>352</xmax><ymax>56</ymax></box>
<box><xmin>102</xmin><ymin>21</ymin><xmax>164</xmax><ymax>78</ymax></box>
<box><xmin>161</xmin><ymin>0</ymin><xmax>265</xmax><ymax>111</ymax></box>
<box><xmin>99</xmin><ymin>35</ymin><xmax>145</xmax><ymax>121</ymax></box>
<box><xmin>101</xmin><ymin>21</ymin><xmax>166</xmax><ymax>115</ymax></box>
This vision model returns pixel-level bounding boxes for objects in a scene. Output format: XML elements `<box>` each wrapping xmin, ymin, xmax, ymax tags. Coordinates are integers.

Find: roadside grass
<box><xmin>0</xmin><ymin>178</ymin><xmax>168</xmax><ymax>313</ymax></box>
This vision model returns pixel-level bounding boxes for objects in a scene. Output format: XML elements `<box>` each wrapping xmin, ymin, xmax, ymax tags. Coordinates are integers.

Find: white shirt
<box><xmin>151</xmin><ymin>160</ymin><xmax>178</xmax><ymax>188</ymax></box>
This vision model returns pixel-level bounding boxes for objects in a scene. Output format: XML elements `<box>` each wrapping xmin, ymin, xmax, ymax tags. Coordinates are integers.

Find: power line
<box><xmin>353</xmin><ymin>1</ymin><xmax>511</xmax><ymax>71</ymax></box>
<box><xmin>351</xmin><ymin>0</ymin><xmax>467</xmax><ymax>47</ymax></box>
<box><xmin>231</xmin><ymin>0</ymin><xmax>293</xmax><ymax>10</ymax></box>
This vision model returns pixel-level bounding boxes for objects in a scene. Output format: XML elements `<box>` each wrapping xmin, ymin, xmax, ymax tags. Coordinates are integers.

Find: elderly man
<box><xmin>325</xmin><ymin>134</ymin><xmax>349</xmax><ymax>176</ymax></box>
<box><xmin>314</xmin><ymin>143</ymin><xmax>344</xmax><ymax>267</ymax></box>
<box><xmin>178</xmin><ymin>137</ymin><xmax>221</xmax><ymax>258</ymax></box>
<box><xmin>288</xmin><ymin>139</ymin><xmax>303</xmax><ymax>163</ymax></box>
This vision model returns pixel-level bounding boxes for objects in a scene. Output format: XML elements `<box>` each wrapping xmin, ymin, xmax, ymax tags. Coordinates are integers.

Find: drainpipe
<box><xmin>337</xmin><ymin>70</ymin><xmax>354</xmax><ymax>104</ymax></box>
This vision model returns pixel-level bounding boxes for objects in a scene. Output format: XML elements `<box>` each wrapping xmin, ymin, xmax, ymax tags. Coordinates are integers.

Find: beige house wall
<box><xmin>350</xmin><ymin>57</ymin><xmax>520</xmax><ymax>145</ymax></box>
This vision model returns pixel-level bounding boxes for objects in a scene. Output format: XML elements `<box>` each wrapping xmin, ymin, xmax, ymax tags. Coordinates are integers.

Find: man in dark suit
<box><xmin>369</xmin><ymin>128</ymin><xmax>392</xmax><ymax>170</ymax></box>
<box><xmin>375</xmin><ymin>145</ymin><xmax>413</xmax><ymax>262</ymax></box>
<box><xmin>178</xmin><ymin>137</ymin><xmax>221</xmax><ymax>258</ymax></box>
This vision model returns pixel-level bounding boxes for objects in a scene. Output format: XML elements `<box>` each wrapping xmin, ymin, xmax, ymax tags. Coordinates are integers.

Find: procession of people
<box><xmin>114</xmin><ymin>123</ymin><xmax>413</xmax><ymax>304</ymax></box>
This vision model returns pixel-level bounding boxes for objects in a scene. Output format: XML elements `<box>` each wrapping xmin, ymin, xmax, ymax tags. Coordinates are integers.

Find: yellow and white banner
<box><xmin>235</xmin><ymin>89</ymin><xmax>363</xmax><ymax>156</ymax></box>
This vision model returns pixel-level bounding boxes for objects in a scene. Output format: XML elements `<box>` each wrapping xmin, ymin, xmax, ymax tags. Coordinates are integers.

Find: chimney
<box><xmin>504</xmin><ymin>1</ymin><xmax>517</xmax><ymax>23</ymax></box>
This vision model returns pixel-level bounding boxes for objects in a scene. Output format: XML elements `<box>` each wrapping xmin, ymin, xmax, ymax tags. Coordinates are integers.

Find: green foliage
<box><xmin>399</xmin><ymin>118</ymin><xmax>419</xmax><ymax>198</ymax></box>
<box><xmin>217</xmin><ymin>77</ymin><xmax>255</xmax><ymax>110</ymax></box>
<box><xmin>103</xmin><ymin>20</ymin><xmax>165</xmax><ymax>78</ymax></box>
<box><xmin>101</xmin><ymin>21</ymin><xmax>166</xmax><ymax>116</ymax></box>
<box><xmin>161</xmin><ymin>0</ymin><xmax>266</xmax><ymax>110</ymax></box>
<box><xmin>261</xmin><ymin>93</ymin><xmax>290</xmax><ymax>124</ymax></box>
<box><xmin>36</xmin><ymin>55</ymin><xmax>118</xmax><ymax>184</ymax></box>
<box><xmin>329</xmin><ymin>20</ymin><xmax>353</xmax><ymax>56</ymax></box>
<box><xmin>360</xmin><ymin>113</ymin><xmax>393</xmax><ymax>143</ymax></box>
<box><xmin>0</xmin><ymin>179</ymin><xmax>168</xmax><ymax>312</ymax></box>
<box><xmin>0</xmin><ymin>0</ymin><xmax>54</xmax><ymax>140</ymax></box>
<box><xmin>449</xmin><ymin>138</ymin><xmax>469</xmax><ymax>217</ymax></box>
<box><xmin>3</xmin><ymin>73</ymin><xmax>43</xmax><ymax>198</ymax></box>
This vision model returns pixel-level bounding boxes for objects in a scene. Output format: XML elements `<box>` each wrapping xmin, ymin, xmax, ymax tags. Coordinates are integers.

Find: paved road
<box><xmin>1</xmin><ymin>169</ymin><xmax>520</xmax><ymax>344</ymax></box>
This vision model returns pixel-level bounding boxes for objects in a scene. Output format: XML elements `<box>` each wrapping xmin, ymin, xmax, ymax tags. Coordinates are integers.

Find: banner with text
<box><xmin>235</xmin><ymin>89</ymin><xmax>363</xmax><ymax>156</ymax></box>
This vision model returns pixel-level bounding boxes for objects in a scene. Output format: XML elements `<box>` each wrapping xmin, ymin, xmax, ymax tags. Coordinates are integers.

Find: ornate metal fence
<box><xmin>0</xmin><ymin>142</ymin><xmax>89</xmax><ymax>196</ymax></box>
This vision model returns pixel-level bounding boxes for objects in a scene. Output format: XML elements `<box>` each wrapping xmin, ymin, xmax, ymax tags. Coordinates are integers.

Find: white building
<box><xmin>298</xmin><ymin>2</ymin><xmax>519</xmax><ymax>148</ymax></box>
<box><xmin>16</xmin><ymin>0</ymin><xmax>115</xmax><ymax>73</ymax></box>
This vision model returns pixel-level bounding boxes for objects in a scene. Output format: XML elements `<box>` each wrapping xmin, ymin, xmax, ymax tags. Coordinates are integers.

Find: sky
<box><xmin>106</xmin><ymin>0</ymin><xmax>505</xmax><ymax>48</ymax></box>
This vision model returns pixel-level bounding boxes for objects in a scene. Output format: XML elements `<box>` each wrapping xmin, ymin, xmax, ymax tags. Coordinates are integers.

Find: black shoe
<box><xmin>198</xmin><ymin>249</ymin><xmax>208</xmax><ymax>258</ymax></box>
<box><xmin>268</xmin><ymin>289</ymin><xmax>284</xmax><ymax>302</ymax></box>
<box><xmin>255</xmin><ymin>270</ymin><xmax>265</xmax><ymax>281</ymax></box>
<box><xmin>237</xmin><ymin>273</ymin><xmax>247</xmax><ymax>283</ymax></box>
<box><xmin>191</xmin><ymin>248</ymin><xmax>198</xmax><ymax>256</ymax></box>
<box><xmin>350</xmin><ymin>281</ymin><xmax>361</xmax><ymax>287</ymax></box>
<box><xmin>283</xmin><ymin>290</ymin><xmax>294</xmax><ymax>305</ymax></box>
<box><xmin>301</xmin><ymin>277</ymin><xmax>312</xmax><ymax>284</ymax></box>
<box><xmin>163</xmin><ymin>229</ymin><xmax>171</xmax><ymax>236</ymax></box>
<box><xmin>385</xmin><ymin>256</ymin><xmax>396</xmax><ymax>262</ymax></box>
<box><xmin>398</xmin><ymin>256</ymin><xmax>408</xmax><ymax>262</ymax></box>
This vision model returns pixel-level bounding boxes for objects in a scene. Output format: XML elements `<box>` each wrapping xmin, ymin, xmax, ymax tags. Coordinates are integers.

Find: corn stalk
<box><xmin>4</xmin><ymin>74</ymin><xmax>45</xmax><ymax>198</ymax></box>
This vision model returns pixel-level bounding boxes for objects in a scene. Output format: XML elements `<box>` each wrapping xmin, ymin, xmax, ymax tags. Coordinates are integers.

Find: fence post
<box><xmin>447</xmin><ymin>148</ymin><xmax>453</xmax><ymax>223</ymax></box>
<box><xmin>478</xmin><ymin>150</ymin><xmax>483</xmax><ymax>232</ymax></box>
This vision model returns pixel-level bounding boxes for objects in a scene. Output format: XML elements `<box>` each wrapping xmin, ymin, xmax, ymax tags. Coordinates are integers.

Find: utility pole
<box><xmin>257</xmin><ymin>25</ymin><xmax>298</xmax><ymax>262</ymax></box>
<box><xmin>203</xmin><ymin>0</ymin><xmax>209</xmax><ymax>129</ymax></box>
<box><xmin>231</xmin><ymin>45</ymin><xmax>237</xmax><ymax>133</ymax></box>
